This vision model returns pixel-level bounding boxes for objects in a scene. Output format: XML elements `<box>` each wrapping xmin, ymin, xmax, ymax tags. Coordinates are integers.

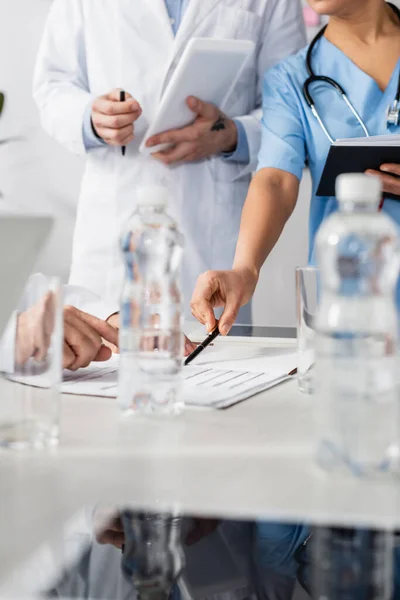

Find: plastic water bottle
<box><xmin>118</xmin><ymin>185</ymin><xmax>185</xmax><ymax>415</ymax></box>
<box><xmin>315</xmin><ymin>174</ymin><xmax>400</xmax><ymax>475</ymax></box>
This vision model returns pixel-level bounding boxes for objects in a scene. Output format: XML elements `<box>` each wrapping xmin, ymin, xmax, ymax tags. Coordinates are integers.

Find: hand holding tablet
<box><xmin>139</xmin><ymin>38</ymin><xmax>255</xmax><ymax>155</ymax></box>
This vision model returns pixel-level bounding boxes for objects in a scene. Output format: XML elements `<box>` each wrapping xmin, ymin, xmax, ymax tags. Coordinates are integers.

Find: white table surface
<box><xmin>1</xmin><ymin>337</ymin><xmax>399</xmax><ymax>586</ymax></box>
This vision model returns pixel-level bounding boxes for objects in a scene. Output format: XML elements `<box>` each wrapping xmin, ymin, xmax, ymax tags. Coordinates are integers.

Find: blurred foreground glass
<box><xmin>296</xmin><ymin>267</ymin><xmax>318</xmax><ymax>394</ymax></box>
<box><xmin>120</xmin><ymin>510</ymin><xmax>184</xmax><ymax>599</ymax></box>
<box><xmin>0</xmin><ymin>275</ymin><xmax>62</xmax><ymax>449</ymax></box>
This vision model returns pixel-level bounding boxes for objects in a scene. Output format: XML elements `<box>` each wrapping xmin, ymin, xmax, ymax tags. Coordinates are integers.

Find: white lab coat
<box><xmin>33</xmin><ymin>0</ymin><xmax>306</xmax><ymax>317</ymax></box>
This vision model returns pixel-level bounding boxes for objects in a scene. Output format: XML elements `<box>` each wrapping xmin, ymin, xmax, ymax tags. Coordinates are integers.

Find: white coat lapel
<box><xmin>159</xmin><ymin>0</ymin><xmax>224</xmax><ymax>93</ymax></box>
<box><xmin>172</xmin><ymin>0</ymin><xmax>224</xmax><ymax>59</ymax></box>
<box><xmin>143</xmin><ymin>0</ymin><xmax>174</xmax><ymax>41</ymax></box>
<box><xmin>120</xmin><ymin>0</ymin><xmax>174</xmax><ymax>48</ymax></box>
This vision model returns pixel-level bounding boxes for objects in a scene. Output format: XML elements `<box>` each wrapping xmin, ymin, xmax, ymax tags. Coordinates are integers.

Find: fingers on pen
<box><xmin>93</xmin><ymin>112</ymin><xmax>139</xmax><ymax>130</ymax></box>
<box><xmin>96</xmin><ymin>125</ymin><xmax>135</xmax><ymax>146</ymax></box>
<box><xmin>190</xmin><ymin>273</ymin><xmax>218</xmax><ymax>329</ymax></box>
<box><xmin>219</xmin><ymin>293</ymin><xmax>240</xmax><ymax>336</ymax></box>
<box><xmin>94</xmin><ymin>95</ymin><xmax>142</xmax><ymax>117</ymax></box>
<box><xmin>184</xmin><ymin>338</ymin><xmax>198</xmax><ymax>357</ymax></box>
<box><xmin>190</xmin><ymin>291</ymin><xmax>216</xmax><ymax>327</ymax></box>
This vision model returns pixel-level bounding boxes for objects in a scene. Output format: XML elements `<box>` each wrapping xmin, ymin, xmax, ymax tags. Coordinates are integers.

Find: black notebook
<box><xmin>316</xmin><ymin>135</ymin><xmax>400</xmax><ymax>200</ymax></box>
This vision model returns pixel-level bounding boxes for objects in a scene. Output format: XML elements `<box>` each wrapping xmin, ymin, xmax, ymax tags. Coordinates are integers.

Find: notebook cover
<box><xmin>316</xmin><ymin>145</ymin><xmax>400</xmax><ymax>200</ymax></box>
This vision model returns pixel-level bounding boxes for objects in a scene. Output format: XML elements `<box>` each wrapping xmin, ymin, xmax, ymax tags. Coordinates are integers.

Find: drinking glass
<box><xmin>0</xmin><ymin>274</ymin><xmax>62</xmax><ymax>449</ymax></box>
<box><xmin>296</xmin><ymin>267</ymin><xmax>318</xmax><ymax>394</ymax></box>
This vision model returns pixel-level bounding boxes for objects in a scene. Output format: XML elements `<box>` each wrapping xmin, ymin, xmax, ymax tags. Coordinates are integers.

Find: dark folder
<box><xmin>316</xmin><ymin>142</ymin><xmax>400</xmax><ymax>201</ymax></box>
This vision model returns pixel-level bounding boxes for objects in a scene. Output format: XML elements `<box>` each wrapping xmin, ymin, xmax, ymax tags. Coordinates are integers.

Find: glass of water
<box><xmin>296</xmin><ymin>267</ymin><xmax>318</xmax><ymax>394</ymax></box>
<box><xmin>0</xmin><ymin>274</ymin><xmax>62</xmax><ymax>449</ymax></box>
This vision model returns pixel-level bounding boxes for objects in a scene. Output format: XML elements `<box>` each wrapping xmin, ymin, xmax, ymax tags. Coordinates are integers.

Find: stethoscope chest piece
<box><xmin>387</xmin><ymin>100</ymin><xmax>400</xmax><ymax>127</ymax></box>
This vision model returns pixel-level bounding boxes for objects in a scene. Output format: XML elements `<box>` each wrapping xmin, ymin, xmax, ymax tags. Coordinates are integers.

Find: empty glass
<box><xmin>296</xmin><ymin>267</ymin><xmax>318</xmax><ymax>394</ymax></box>
<box><xmin>0</xmin><ymin>274</ymin><xmax>62</xmax><ymax>449</ymax></box>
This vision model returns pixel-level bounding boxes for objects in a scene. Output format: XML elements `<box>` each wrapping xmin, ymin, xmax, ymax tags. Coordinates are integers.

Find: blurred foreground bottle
<box><xmin>310</xmin><ymin>526</ymin><xmax>394</xmax><ymax>600</ymax></box>
<box><xmin>315</xmin><ymin>174</ymin><xmax>400</xmax><ymax>475</ymax></box>
<box><xmin>121</xmin><ymin>510</ymin><xmax>184</xmax><ymax>600</ymax></box>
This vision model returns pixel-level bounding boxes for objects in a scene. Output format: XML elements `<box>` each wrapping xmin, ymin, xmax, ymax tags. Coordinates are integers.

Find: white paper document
<box><xmin>59</xmin><ymin>347</ymin><xmax>296</xmax><ymax>409</ymax></box>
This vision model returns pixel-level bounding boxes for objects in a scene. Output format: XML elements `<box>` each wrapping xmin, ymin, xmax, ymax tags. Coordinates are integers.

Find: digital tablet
<box><xmin>188</xmin><ymin>324</ymin><xmax>297</xmax><ymax>344</ymax></box>
<box><xmin>140</xmin><ymin>37</ymin><xmax>255</xmax><ymax>155</ymax></box>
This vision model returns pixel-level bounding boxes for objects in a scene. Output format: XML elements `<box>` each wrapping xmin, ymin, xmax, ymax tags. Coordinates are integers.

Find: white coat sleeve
<box><xmin>0</xmin><ymin>314</ymin><xmax>17</xmax><ymax>375</ymax></box>
<box><xmin>63</xmin><ymin>285</ymin><xmax>119</xmax><ymax>322</ymax></box>
<box><xmin>33</xmin><ymin>0</ymin><xmax>91</xmax><ymax>156</ymax></box>
<box><xmin>235</xmin><ymin>0</ymin><xmax>307</xmax><ymax>178</ymax></box>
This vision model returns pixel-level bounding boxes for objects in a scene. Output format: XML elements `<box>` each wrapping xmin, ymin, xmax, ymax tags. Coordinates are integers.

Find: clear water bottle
<box><xmin>315</xmin><ymin>174</ymin><xmax>400</xmax><ymax>475</ymax></box>
<box><xmin>120</xmin><ymin>510</ymin><xmax>184</xmax><ymax>600</ymax></box>
<box><xmin>118</xmin><ymin>185</ymin><xmax>185</xmax><ymax>415</ymax></box>
<box><xmin>311</xmin><ymin>526</ymin><xmax>394</xmax><ymax>600</ymax></box>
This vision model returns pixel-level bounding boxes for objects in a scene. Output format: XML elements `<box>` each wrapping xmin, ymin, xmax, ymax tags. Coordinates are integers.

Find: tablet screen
<box><xmin>227</xmin><ymin>325</ymin><xmax>296</xmax><ymax>339</ymax></box>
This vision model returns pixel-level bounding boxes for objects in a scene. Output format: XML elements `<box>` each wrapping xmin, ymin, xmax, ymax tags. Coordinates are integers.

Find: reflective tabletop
<box><xmin>2</xmin><ymin>502</ymin><xmax>400</xmax><ymax>600</ymax></box>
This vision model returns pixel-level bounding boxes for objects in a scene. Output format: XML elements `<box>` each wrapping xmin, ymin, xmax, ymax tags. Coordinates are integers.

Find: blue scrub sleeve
<box><xmin>82</xmin><ymin>102</ymin><xmax>106</xmax><ymax>150</ymax></box>
<box><xmin>222</xmin><ymin>119</ymin><xmax>250</xmax><ymax>163</ymax></box>
<box><xmin>255</xmin><ymin>522</ymin><xmax>311</xmax><ymax>578</ymax></box>
<box><xmin>257</xmin><ymin>66</ymin><xmax>306</xmax><ymax>180</ymax></box>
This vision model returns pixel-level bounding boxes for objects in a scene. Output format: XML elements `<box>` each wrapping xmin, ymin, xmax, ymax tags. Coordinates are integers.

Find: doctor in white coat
<box><xmin>33</xmin><ymin>0</ymin><xmax>306</xmax><ymax>326</ymax></box>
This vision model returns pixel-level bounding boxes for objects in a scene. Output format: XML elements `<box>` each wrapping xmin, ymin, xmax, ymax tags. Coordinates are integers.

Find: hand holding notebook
<box><xmin>317</xmin><ymin>135</ymin><xmax>400</xmax><ymax>199</ymax></box>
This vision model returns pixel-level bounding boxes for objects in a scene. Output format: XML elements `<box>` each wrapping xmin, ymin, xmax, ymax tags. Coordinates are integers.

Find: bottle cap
<box><xmin>336</xmin><ymin>173</ymin><xmax>382</xmax><ymax>204</ymax></box>
<box><xmin>136</xmin><ymin>185</ymin><xmax>170</xmax><ymax>208</ymax></box>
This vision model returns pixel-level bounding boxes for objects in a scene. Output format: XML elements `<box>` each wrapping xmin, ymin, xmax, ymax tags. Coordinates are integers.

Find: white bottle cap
<box><xmin>336</xmin><ymin>173</ymin><xmax>382</xmax><ymax>204</ymax></box>
<box><xmin>136</xmin><ymin>185</ymin><xmax>170</xmax><ymax>208</ymax></box>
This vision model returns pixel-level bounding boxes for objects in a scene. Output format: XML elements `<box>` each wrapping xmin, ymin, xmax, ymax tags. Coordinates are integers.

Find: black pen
<box><xmin>120</xmin><ymin>90</ymin><xmax>126</xmax><ymax>157</ymax></box>
<box><xmin>184</xmin><ymin>322</ymin><xmax>220</xmax><ymax>366</ymax></box>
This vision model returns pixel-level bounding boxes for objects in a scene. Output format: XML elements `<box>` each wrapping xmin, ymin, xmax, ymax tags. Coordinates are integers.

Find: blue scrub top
<box><xmin>258</xmin><ymin>37</ymin><xmax>400</xmax><ymax>298</ymax></box>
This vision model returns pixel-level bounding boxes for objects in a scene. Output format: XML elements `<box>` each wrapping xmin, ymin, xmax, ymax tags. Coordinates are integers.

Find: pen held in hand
<box><xmin>184</xmin><ymin>323</ymin><xmax>220</xmax><ymax>366</ymax></box>
<box><xmin>120</xmin><ymin>90</ymin><xmax>126</xmax><ymax>157</ymax></box>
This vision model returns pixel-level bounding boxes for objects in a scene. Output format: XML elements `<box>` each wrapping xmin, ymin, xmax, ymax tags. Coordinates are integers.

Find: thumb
<box><xmin>108</xmin><ymin>89</ymin><xmax>141</xmax><ymax>111</ymax></box>
<box><xmin>187</xmin><ymin>96</ymin><xmax>218</xmax><ymax>120</ymax></box>
<box><xmin>94</xmin><ymin>345</ymin><xmax>113</xmax><ymax>363</ymax></box>
<box><xmin>219</xmin><ymin>292</ymin><xmax>241</xmax><ymax>336</ymax></box>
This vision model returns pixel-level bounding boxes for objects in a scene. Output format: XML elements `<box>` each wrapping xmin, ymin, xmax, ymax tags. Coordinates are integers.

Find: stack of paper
<box><xmin>9</xmin><ymin>346</ymin><xmax>297</xmax><ymax>410</ymax></box>
<box><xmin>60</xmin><ymin>347</ymin><xmax>297</xmax><ymax>409</ymax></box>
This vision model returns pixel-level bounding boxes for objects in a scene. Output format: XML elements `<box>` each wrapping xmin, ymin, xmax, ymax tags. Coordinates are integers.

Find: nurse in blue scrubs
<box><xmin>190</xmin><ymin>0</ymin><xmax>400</xmax><ymax>335</ymax></box>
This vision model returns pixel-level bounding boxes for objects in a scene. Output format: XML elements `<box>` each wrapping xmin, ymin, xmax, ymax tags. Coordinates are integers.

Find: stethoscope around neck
<box><xmin>303</xmin><ymin>2</ymin><xmax>400</xmax><ymax>144</ymax></box>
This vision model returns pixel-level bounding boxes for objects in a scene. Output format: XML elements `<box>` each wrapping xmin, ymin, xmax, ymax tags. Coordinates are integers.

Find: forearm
<box><xmin>233</xmin><ymin>168</ymin><xmax>299</xmax><ymax>276</ymax></box>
